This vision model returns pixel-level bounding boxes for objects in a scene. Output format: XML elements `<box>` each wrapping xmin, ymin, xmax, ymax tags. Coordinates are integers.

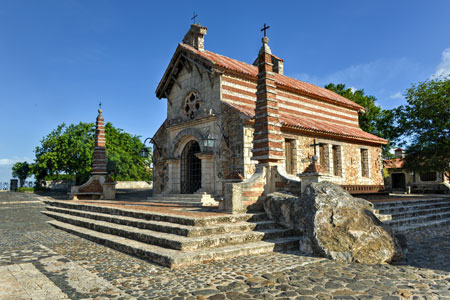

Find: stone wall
<box><xmin>384</xmin><ymin>169</ymin><xmax>449</xmax><ymax>193</ymax></box>
<box><xmin>294</xmin><ymin>135</ymin><xmax>383</xmax><ymax>186</ymax></box>
<box><xmin>43</xmin><ymin>180</ymin><xmax>75</xmax><ymax>191</ymax></box>
<box><xmin>153</xmin><ymin>121</ymin><xmax>168</xmax><ymax>195</ymax></box>
<box><xmin>166</xmin><ymin>65</ymin><xmax>221</xmax><ymax>124</ymax></box>
<box><xmin>240</xmin><ymin>127</ymin><xmax>384</xmax><ymax>187</ymax></box>
<box><xmin>115</xmin><ymin>181</ymin><xmax>153</xmax><ymax>189</ymax></box>
<box><xmin>223</xmin><ymin>165</ymin><xmax>267</xmax><ymax>213</ymax></box>
<box><xmin>243</xmin><ymin>125</ymin><xmax>257</xmax><ymax>179</ymax></box>
<box><xmin>153</xmin><ymin>64</ymin><xmax>224</xmax><ymax>196</ymax></box>
<box><xmin>220</xmin><ymin>103</ymin><xmax>246</xmax><ymax>180</ymax></box>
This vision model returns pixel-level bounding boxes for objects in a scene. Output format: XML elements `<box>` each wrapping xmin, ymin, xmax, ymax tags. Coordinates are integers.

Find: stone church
<box><xmin>152</xmin><ymin>24</ymin><xmax>387</xmax><ymax>213</ymax></box>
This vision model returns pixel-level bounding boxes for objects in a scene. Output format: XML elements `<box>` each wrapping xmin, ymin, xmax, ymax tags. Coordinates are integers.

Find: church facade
<box><xmin>152</xmin><ymin>24</ymin><xmax>387</xmax><ymax>209</ymax></box>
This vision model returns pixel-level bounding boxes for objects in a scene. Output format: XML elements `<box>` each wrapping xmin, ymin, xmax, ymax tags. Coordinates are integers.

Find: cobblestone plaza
<box><xmin>1</xmin><ymin>192</ymin><xmax>449</xmax><ymax>299</ymax></box>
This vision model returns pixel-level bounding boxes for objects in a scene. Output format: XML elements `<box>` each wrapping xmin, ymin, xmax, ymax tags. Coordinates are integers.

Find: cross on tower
<box><xmin>191</xmin><ymin>12</ymin><xmax>198</xmax><ymax>24</ymax></box>
<box><xmin>260</xmin><ymin>23</ymin><xmax>270</xmax><ymax>37</ymax></box>
<box><xmin>99</xmin><ymin>101</ymin><xmax>102</xmax><ymax>110</ymax></box>
<box><xmin>309</xmin><ymin>139</ymin><xmax>321</xmax><ymax>156</ymax></box>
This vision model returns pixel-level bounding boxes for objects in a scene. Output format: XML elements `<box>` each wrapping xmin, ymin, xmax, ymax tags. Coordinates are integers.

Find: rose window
<box><xmin>184</xmin><ymin>91</ymin><xmax>200</xmax><ymax>119</ymax></box>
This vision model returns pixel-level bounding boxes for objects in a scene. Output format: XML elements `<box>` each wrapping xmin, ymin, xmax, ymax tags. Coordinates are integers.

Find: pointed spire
<box><xmin>92</xmin><ymin>106</ymin><xmax>107</xmax><ymax>175</ymax></box>
<box><xmin>251</xmin><ymin>26</ymin><xmax>283</xmax><ymax>164</ymax></box>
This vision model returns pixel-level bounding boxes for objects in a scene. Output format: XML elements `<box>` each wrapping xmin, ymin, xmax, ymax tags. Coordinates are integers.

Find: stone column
<box><xmin>167</xmin><ymin>159</ymin><xmax>180</xmax><ymax>194</ymax></box>
<box><xmin>91</xmin><ymin>108</ymin><xmax>107</xmax><ymax>176</ymax></box>
<box><xmin>196</xmin><ymin>153</ymin><xmax>214</xmax><ymax>193</ymax></box>
<box><xmin>251</xmin><ymin>36</ymin><xmax>283</xmax><ymax>164</ymax></box>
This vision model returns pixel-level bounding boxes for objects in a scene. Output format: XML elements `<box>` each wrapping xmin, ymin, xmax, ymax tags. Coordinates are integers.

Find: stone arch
<box><xmin>169</xmin><ymin>127</ymin><xmax>206</xmax><ymax>158</ymax></box>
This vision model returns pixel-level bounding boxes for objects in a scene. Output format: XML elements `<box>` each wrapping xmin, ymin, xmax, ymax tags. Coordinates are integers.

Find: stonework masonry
<box><xmin>152</xmin><ymin>24</ymin><xmax>387</xmax><ymax>210</ymax></box>
<box><xmin>70</xmin><ymin>108</ymin><xmax>116</xmax><ymax>200</ymax></box>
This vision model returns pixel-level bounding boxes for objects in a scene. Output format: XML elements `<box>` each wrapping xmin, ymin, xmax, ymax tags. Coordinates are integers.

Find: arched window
<box><xmin>183</xmin><ymin>91</ymin><xmax>201</xmax><ymax>119</ymax></box>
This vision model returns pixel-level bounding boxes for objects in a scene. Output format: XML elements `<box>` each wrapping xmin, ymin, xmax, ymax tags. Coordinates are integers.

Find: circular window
<box><xmin>183</xmin><ymin>91</ymin><xmax>200</xmax><ymax>119</ymax></box>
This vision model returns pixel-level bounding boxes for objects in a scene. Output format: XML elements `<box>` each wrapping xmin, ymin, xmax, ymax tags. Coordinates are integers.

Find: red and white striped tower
<box><xmin>91</xmin><ymin>108</ymin><xmax>107</xmax><ymax>175</ymax></box>
<box><xmin>252</xmin><ymin>36</ymin><xmax>284</xmax><ymax>164</ymax></box>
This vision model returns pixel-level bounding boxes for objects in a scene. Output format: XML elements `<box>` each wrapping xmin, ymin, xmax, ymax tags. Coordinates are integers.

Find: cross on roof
<box><xmin>261</xmin><ymin>23</ymin><xmax>270</xmax><ymax>37</ymax></box>
<box><xmin>191</xmin><ymin>12</ymin><xmax>198</xmax><ymax>24</ymax></box>
<box><xmin>99</xmin><ymin>101</ymin><xmax>102</xmax><ymax>110</ymax></box>
<box><xmin>309</xmin><ymin>139</ymin><xmax>321</xmax><ymax>156</ymax></box>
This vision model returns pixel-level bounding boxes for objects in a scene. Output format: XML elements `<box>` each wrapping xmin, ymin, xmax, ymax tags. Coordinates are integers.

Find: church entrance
<box><xmin>180</xmin><ymin>140</ymin><xmax>202</xmax><ymax>194</ymax></box>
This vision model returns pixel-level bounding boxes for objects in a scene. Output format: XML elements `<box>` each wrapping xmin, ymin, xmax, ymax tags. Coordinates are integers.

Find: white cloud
<box><xmin>349</xmin><ymin>86</ymin><xmax>357</xmax><ymax>93</ymax></box>
<box><xmin>0</xmin><ymin>157</ymin><xmax>33</xmax><ymax>182</ymax></box>
<box><xmin>390</xmin><ymin>92</ymin><xmax>403</xmax><ymax>99</ymax></box>
<box><xmin>0</xmin><ymin>157</ymin><xmax>33</xmax><ymax>165</ymax></box>
<box><xmin>0</xmin><ymin>158</ymin><xmax>14</xmax><ymax>165</ymax></box>
<box><xmin>432</xmin><ymin>47</ymin><xmax>450</xmax><ymax>78</ymax></box>
<box><xmin>291</xmin><ymin>57</ymin><xmax>422</xmax><ymax>109</ymax></box>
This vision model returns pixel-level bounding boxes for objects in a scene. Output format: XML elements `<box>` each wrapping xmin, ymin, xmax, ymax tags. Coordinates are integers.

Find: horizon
<box><xmin>1</xmin><ymin>0</ymin><xmax>450</xmax><ymax>183</ymax></box>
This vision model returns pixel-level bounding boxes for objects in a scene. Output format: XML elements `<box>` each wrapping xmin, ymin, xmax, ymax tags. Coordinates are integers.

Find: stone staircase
<box><xmin>146</xmin><ymin>193</ymin><xmax>219</xmax><ymax>207</ymax></box>
<box><xmin>374</xmin><ymin>197</ymin><xmax>450</xmax><ymax>232</ymax></box>
<box><xmin>41</xmin><ymin>200</ymin><xmax>300</xmax><ymax>268</ymax></box>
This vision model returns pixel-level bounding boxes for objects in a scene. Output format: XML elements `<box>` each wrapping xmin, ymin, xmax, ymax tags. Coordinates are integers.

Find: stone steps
<box><xmin>147</xmin><ymin>193</ymin><xmax>219</xmax><ymax>207</ymax></box>
<box><xmin>374</xmin><ymin>198</ymin><xmax>450</xmax><ymax>210</ymax></box>
<box><xmin>374</xmin><ymin>200</ymin><xmax>450</xmax><ymax>215</ymax></box>
<box><xmin>42</xmin><ymin>200</ymin><xmax>300</xmax><ymax>268</ymax></box>
<box><xmin>383</xmin><ymin>211</ymin><xmax>450</xmax><ymax>228</ymax></box>
<box><xmin>47</xmin><ymin>220</ymin><xmax>299</xmax><ymax>269</ymax></box>
<box><xmin>44</xmin><ymin>206</ymin><xmax>276</xmax><ymax>237</ymax></box>
<box><xmin>373</xmin><ymin>197</ymin><xmax>450</xmax><ymax>232</ymax></box>
<box><xmin>392</xmin><ymin>218</ymin><xmax>450</xmax><ymax>232</ymax></box>
<box><xmin>380</xmin><ymin>206</ymin><xmax>450</xmax><ymax>221</ymax></box>
<box><xmin>42</xmin><ymin>200</ymin><xmax>265</xmax><ymax>226</ymax></box>
<box><xmin>42</xmin><ymin>210</ymin><xmax>293</xmax><ymax>251</ymax></box>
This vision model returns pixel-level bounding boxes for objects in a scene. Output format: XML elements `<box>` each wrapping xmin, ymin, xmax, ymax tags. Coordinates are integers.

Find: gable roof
<box><xmin>156</xmin><ymin>43</ymin><xmax>387</xmax><ymax>145</ymax></box>
<box><xmin>176</xmin><ymin>44</ymin><xmax>364</xmax><ymax>112</ymax></box>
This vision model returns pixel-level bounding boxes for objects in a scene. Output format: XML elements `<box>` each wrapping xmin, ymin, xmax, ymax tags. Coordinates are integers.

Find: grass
<box><xmin>17</xmin><ymin>187</ymin><xmax>34</xmax><ymax>193</ymax></box>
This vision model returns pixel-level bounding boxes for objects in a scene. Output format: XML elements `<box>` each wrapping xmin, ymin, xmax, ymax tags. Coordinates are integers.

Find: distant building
<box><xmin>384</xmin><ymin>148</ymin><xmax>450</xmax><ymax>193</ymax></box>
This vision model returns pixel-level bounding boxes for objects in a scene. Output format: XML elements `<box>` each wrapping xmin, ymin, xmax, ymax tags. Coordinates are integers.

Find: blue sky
<box><xmin>1</xmin><ymin>0</ymin><xmax>450</xmax><ymax>183</ymax></box>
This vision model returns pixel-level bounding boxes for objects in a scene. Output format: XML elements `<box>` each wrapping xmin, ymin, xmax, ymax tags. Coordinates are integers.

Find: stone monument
<box><xmin>70</xmin><ymin>106</ymin><xmax>116</xmax><ymax>200</ymax></box>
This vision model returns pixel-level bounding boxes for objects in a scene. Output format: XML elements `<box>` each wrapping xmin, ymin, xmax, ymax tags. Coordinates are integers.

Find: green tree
<box><xmin>105</xmin><ymin>122</ymin><xmax>153</xmax><ymax>181</ymax></box>
<box><xmin>12</xmin><ymin>161</ymin><xmax>31</xmax><ymax>187</ymax></box>
<box><xmin>325</xmin><ymin>83</ymin><xmax>398</xmax><ymax>157</ymax></box>
<box><xmin>33</xmin><ymin>122</ymin><xmax>152</xmax><ymax>185</ymax></box>
<box><xmin>396</xmin><ymin>77</ymin><xmax>450</xmax><ymax>175</ymax></box>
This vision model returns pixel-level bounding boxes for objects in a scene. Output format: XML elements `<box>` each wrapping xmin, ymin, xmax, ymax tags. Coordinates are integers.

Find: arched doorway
<box><xmin>180</xmin><ymin>140</ymin><xmax>201</xmax><ymax>194</ymax></box>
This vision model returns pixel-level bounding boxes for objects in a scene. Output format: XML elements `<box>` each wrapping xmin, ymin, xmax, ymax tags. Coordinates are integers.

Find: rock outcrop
<box><xmin>263</xmin><ymin>181</ymin><xmax>404</xmax><ymax>264</ymax></box>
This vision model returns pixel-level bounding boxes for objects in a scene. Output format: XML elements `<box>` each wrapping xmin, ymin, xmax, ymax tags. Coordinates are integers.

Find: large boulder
<box><xmin>263</xmin><ymin>181</ymin><xmax>404</xmax><ymax>264</ymax></box>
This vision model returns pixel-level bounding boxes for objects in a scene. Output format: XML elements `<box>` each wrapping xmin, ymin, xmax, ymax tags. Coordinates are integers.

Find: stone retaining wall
<box><xmin>115</xmin><ymin>181</ymin><xmax>153</xmax><ymax>189</ymax></box>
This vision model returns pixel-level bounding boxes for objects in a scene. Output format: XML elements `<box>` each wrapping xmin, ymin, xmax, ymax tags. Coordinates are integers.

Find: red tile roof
<box><xmin>225</xmin><ymin>102</ymin><xmax>387</xmax><ymax>144</ymax></box>
<box><xmin>384</xmin><ymin>158</ymin><xmax>404</xmax><ymax>169</ymax></box>
<box><xmin>169</xmin><ymin>44</ymin><xmax>386</xmax><ymax>145</ymax></box>
<box><xmin>179</xmin><ymin>43</ymin><xmax>364</xmax><ymax>112</ymax></box>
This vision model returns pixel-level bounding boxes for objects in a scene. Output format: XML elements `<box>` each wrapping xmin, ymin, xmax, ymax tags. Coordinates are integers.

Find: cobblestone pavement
<box><xmin>1</xmin><ymin>192</ymin><xmax>449</xmax><ymax>300</ymax></box>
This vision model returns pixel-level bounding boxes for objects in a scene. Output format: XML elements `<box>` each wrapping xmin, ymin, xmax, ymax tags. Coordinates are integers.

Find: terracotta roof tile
<box><xmin>179</xmin><ymin>44</ymin><xmax>364</xmax><ymax>111</ymax></box>
<box><xmin>224</xmin><ymin>102</ymin><xmax>387</xmax><ymax>144</ymax></box>
<box><xmin>384</xmin><ymin>158</ymin><xmax>404</xmax><ymax>169</ymax></box>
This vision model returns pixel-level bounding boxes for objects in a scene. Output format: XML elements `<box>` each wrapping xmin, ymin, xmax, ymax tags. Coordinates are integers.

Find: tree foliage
<box><xmin>396</xmin><ymin>77</ymin><xmax>450</xmax><ymax>174</ymax></box>
<box><xmin>11</xmin><ymin>161</ymin><xmax>31</xmax><ymax>187</ymax></box>
<box><xmin>325</xmin><ymin>83</ymin><xmax>398</xmax><ymax>157</ymax></box>
<box><xmin>33</xmin><ymin>122</ymin><xmax>152</xmax><ymax>185</ymax></box>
